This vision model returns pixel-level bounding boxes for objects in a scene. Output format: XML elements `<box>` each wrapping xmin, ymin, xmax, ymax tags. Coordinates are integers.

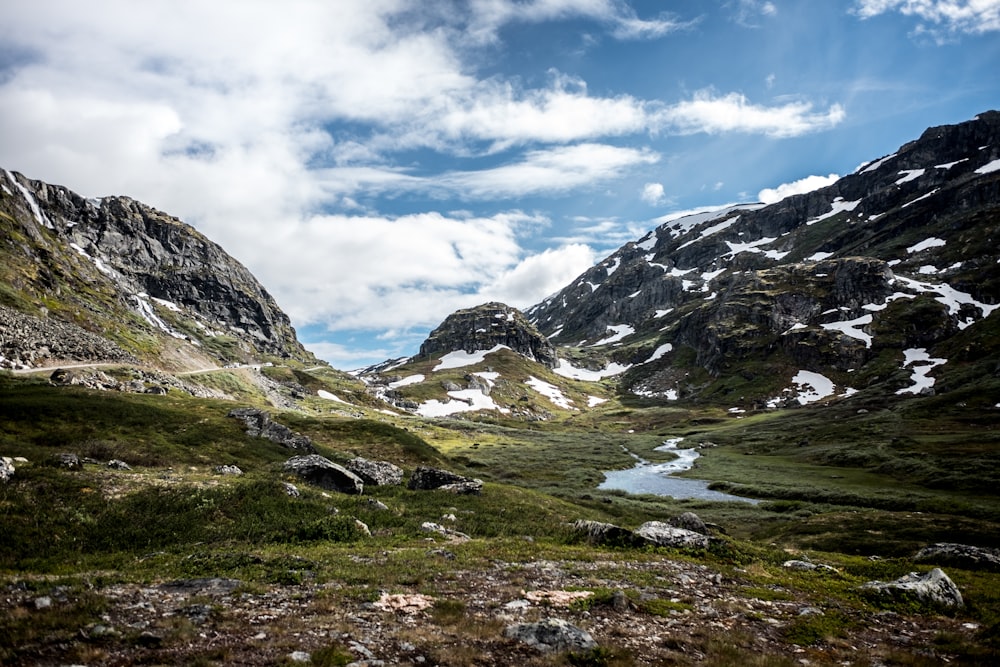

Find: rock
<box><xmin>504</xmin><ymin>618</ymin><xmax>597</xmax><ymax>653</ymax></box>
<box><xmin>634</xmin><ymin>521</ymin><xmax>710</xmax><ymax>549</ymax></box>
<box><xmin>345</xmin><ymin>457</ymin><xmax>403</xmax><ymax>486</ymax></box>
<box><xmin>283</xmin><ymin>482</ymin><xmax>301</xmax><ymax>497</ymax></box>
<box><xmin>107</xmin><ymin>459</ymin><xmax>132</xmax><ymax>470</ymax></box>
<box><xmin>408</xmin><ymin>466</ymin><xmax>483</xmax><ymax>495</ymax></box>
<box><xmin>571</xmin><ymin>520</ymin><xmax>640</xmax><ymax>547</ymax></box>
<box><xmin>213</xmin><ymin>464</ymin><xmax>243</xmax><ymax>475</ymax></box>
<box><xmin>53</xmin><ymin>453</ymin><xmax>82</xmax><ymax>470</ymax></box>
<box><xmin>783</xmin><ymin>560</ymin><xmax>817</xmax><ymax>571</ymax></box>
<box><xmin>861</xmin><ymin>568</ymin><xmax>964</xmax><ymax>608</ymax></box>
<box><xmin>0</xmin><ymin>457</ymin><xmax>14</xmax><ymax>483</ymax></box>
<box><xmin>283</xmin><ymin>455</ymin><xmax>364</xmax><ymax>494</ymax></box>
<box><xmin>228</xmin><ymin>408</ymin><xmax>315</xmax><ymax>453</ymax></box>
<box><xmin>421</xmin><ymin>521</ymin><xmax>471</xmax><ymax>542</ymax></box>
<box><xmin>288</xmin><ymin>651</ymin><xmax>311</xmax><ymax>663</ymax></box>
<box><xmin>670</xmin><ymin>511</ymin><xmax>708</xmax><ymax>535</ymax></box>
<box><xmin>914</xmin><ymin>543</ymin><xmax>1000</xmax><ymax>572</ymax></box>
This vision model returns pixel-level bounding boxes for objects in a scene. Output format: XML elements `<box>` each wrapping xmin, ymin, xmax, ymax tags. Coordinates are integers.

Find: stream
<box><xmin>598</xmin><ymin>438</ymin><xmax>760</xmax><ymax>504</ymax></box>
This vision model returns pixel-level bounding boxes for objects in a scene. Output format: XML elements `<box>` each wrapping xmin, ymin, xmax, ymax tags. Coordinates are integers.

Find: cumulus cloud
<box><xmin>662</xmin><ymin>90</ymin><xmax>846</xmax><ymax>138</ymax></box>
<box><xmin>0</xmin><ymin>1</ymin><xmax>850</xmax><ymax>366</ymax></box>
<box><xmin>853</xmin><ymin>0</ymin><xmax>1000</xmax><ymax>38</ymax></box>
<box><xmin>641</xmin><ymin>182</ymin><xmax>667</xmax><ymax>205</ymax></box>
<box><xmin>758</xmin><ymin>173</ymin><xmax>841</xmax><ymax>204</ymax></box>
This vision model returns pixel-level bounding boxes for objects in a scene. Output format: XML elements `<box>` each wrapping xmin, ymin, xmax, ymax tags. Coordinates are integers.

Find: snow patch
<box><xmin>821</xmin><ymin>314</ymin><xmax>874</xmax><ymax>348</ymax></box>
<box><xmin>526</xmin><ymin>376</ymin><xmax>575</xmax><ymax>410</ymax></box>
<box><xmin>417</xmin><ymin>390</ymin><xmax>510</xmax><ymax>417</ymax></box>
<box><xmin>895</xmin><ymin>169</ymin><xmax>925</xmax><ymax>185</ymax></box>
<box><xmin>587</xmin><ymin>396</ymin><xmax>608</xmax><ymax>407</ymax></box>
<box><xmin>434</xmin><ymin>345</ymin><xmax>509</xmax><ymax>371</ymax></box>
<box><xmin>975</xmin><ymin>158</ymin><xmax>1000</xmax><ymax>175</ymax></box>
<box><xmin>806</xmin><ymin>198</ymin><xmax>861</xmax><ymax>226</ymax></box>
<box><xmin>554</xmin><ymin>358</ymin><xmax>631</xmax><ymax>381</ymax></box>
<box><xmin>907</xmin><ymin>237</ymin><xmax>946</xmax><ymax>254</ymax></box>
<box><xmin>895</xmin><ymin>348</ymin><xmax>946</xmax><ymax>395</ymax></box>
<box><xmin>808</xmin><ymin>252</ymin><xmax>834</xmax><ymax>261</ymax></box>
<box><xmin>935</xmin><ymin>159</ymin><xmax>966</xmax><ymax>170</ymax></box>
<box><xmin>858</xmin><ymin>153</ymin><xmax>896</xmax><ymax>174</ymax></box>
<box><xmin>4</xmin><ymin>169</ymin><xmax>52</xmax><ymax>229</ymax></box>
<box><xmin>317</xmin><ymin>390</ymin><xmax>350</xmax><ymax>404</ymax></box>
<box><xmin>389</xmin><ymin>374</ymin><xmax>425</xmax><ymax>388</ymax></box>
<box><xmin>590</xmin><ymin>324</ymin><xmax>635</xmax><ymax>346</ymax></box>
<box><xmin>654</xmin><ymin>309</ymin><xmax>673</xmax><ymax>318</ymax></box>
<box><xmin>644</xmin><ymin>343</ymin><xmax>673</xmax><ymax>363</ymax></box>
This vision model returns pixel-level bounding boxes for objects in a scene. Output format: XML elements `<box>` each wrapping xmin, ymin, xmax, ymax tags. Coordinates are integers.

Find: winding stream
<box><xmin>598</xmin><ymin>438</ymin><xmax>760</xmax><ymax>504</ymax></box>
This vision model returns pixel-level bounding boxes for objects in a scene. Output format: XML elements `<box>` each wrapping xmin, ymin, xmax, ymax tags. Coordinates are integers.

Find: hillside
<box><xmin>0</xmin><ymin>169</ymin><xmax>318</xmax><ymax>371</ymax></box>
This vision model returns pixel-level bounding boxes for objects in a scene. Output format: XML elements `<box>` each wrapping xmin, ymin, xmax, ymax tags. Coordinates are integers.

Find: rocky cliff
<box><xmin>0</xmin><ymin>169</ymin><xmax>316</xmax><ymax>369</ymax></box>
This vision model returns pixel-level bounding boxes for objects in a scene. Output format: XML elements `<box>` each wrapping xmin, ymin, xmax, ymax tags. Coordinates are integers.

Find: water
<box><xmin>598</xmin><ymin>438</ymin><xmax>760</xmax><ymax>504</ymax></box>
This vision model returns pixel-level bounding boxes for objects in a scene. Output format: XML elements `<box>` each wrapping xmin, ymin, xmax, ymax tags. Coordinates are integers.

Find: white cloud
<box><xmin>482</xmin><ymin>244</ymin><xmax>598</xmax><ymax>305</ymax></box>
<box><xmin>662</xmin><ymin>90</ymin><xmax>846</xmax><ymax>138</ymax></box>
<box><xmin>854</xmin><ymin>0</ymin><xmax>1000</xmax><ymax>37</ymax></box>
<box><xmin>641</xmin><ymin>182</ymin><xmax>667</xmax><ymax>205</ymax></box>
<box><xmin>758</xmin><ymin>173</ymin><xmax>841</xmax><ymax>204</ymax></box>
<box><xmin>729</xmin><ymin>0</ymin><xmax>779</xmax><ymax>26</ymax></box>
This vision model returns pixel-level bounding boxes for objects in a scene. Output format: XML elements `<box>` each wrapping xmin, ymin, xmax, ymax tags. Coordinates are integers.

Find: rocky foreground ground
<box><xmin>3</xmin><ymin>549</ymin><xmax>983</xmax><ymax>666</ymax></box>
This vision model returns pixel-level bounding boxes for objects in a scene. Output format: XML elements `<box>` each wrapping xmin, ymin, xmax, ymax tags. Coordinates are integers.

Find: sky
<box><xmin>1</xmin><ymin>1</ymin><xmax>998</xmax><ymax>369</ymax></box>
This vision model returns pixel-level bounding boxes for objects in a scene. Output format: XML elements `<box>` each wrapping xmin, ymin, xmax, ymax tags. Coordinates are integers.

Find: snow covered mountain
<box><xmin>523</xmin><ymin>111</ymin><xmax>1000</xmax><ymax>408</ymax></box>
<box><xmin>374</xmin><ymin>111</ymin><xmax>1000</xmax><ymax>418</ymax></box>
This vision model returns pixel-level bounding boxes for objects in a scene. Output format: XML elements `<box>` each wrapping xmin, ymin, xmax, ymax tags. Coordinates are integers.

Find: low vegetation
<box><xmin>2</xmin><ymin>369</ymin><xmax>999</xmax><ymax>665</ymax></box>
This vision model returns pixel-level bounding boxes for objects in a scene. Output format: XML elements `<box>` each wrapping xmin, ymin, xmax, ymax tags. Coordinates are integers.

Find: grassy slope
<box><xmin>2</xmin><ymin>370</ymin><xmax>1000</xmax><ymax>664</ymax></box>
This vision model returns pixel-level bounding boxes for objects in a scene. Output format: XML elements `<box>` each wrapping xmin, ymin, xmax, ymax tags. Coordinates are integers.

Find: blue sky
<box><xmin>1</xmin><ymin>1</ymin><xmax>998</xmax><ymax>369</ymax></box>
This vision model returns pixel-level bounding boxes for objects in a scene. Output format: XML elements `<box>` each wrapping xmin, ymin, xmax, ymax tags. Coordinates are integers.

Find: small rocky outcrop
<box><xmin>914</xmin><ymin>543</ymin><xmax>1000</xmax><ymax>572</ymax></box>
<box><xmin>407</xmin><ymin>466</ymin><xmax>483</xmax><ymax>495</ymax></box>
<box><xmin>53</xmin><ymin>453</ymin><xmax>82</xmax><ymax>470</ymax></box>
<box><xmin>571</xmin><ymin>520</ymin><xmax>641</xmax><ymax>547</ymax></box>
<box><xmin>283</xmin><ymin>455</ymin><xmax>364</xmax><ymax>494</ymax></box>
<box><xmin>213</xmin><ymin>465</ymin><xmax>243</xmax><ymax>476</ymax></box>
<box><xmin>0</xmin><ymin>457</ymin><xmax>14</xmax><ymax>483</ymax></box>
<box><xmin>228</xmin><ymin>408</ymin><xmax>315</xmax><ymax>453</ymax></box>
<box><xmin>861</xmin><ymin>568</ymin><xmax>964</xmax><ymax>608</ymax></box>
<box><xmin>634</xmin><ymin>521</ymin><xmax>711</xmax><ymax>549</ymax></box>
<box><xmin>417</xmin><ymin>302</ymin><xmax>557</xmax><ymax>368</ymax></box>
<box><xmin>345</xmin><ymin>457</ymin><xmax>403</xmax><ymax>486</ymax></box>
<box><xmin>504</xmin><ymin>618</ymin><xmax>597</xmax><ymax>653</ymax></box>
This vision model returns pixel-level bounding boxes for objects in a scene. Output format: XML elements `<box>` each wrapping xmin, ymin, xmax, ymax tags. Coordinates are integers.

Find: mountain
<box><xmin>371</xmin><ymin>111</ymin><xmax>1000</xmax><ymax>417</ymax></box>
<box><xmin>0</xmin><ymin>169</ymin><xmax>318</xmax><ymax>371</ymax></box>
<box><xmin>523</xmin><ymin>111</ymin><xmax>1000</xmax><ymax>407</ymax></box>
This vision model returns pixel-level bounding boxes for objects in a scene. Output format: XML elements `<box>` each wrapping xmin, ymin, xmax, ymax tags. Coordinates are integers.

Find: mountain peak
<box><xmin>417</xmin><ymin>302</ymin><xmax>557</xmax><ymax>368</ymax></box>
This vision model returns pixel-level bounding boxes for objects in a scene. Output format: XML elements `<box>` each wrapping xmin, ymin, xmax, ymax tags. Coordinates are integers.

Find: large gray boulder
<box><xmin>345</xmin><ymin>457</ymin><xmax>403</xmax><ymax>486</ymax></box>
<box><xmin>914</xmin><ymin>543</ymin><xmax>1000</xmax><ymax>572</ymax></box>
<box><xmin>669</xmin><ymin>511</ymin><xmax>708</xmax><ymax>535</ymax></box>
<box><xmin>861</xmin><ymin>568</ymin><xmax>964</xmax><ymax>608</ymax></box>
<box><xmin>634</xmin><ymin>521</ymin><xmax>710</xmax><ymax>549</ymax></box>
<box><xmin>283</xmin><ymin>455</ymin><xmax>364</xmax><ymax>495</ymax></box>
<box><xmin>504</xmin><ymin>618</ymin><xmax>597</xmax><ymax>653</ymax></box>
<box><xmin>229</xmin><ymin>408</ymin><xmax>315</xmax><ymax>453</ymax></box>
<box><xmin>408</xmin><ymin>466</ymin><xmax>483</xmax><ymax>495</ymax></box>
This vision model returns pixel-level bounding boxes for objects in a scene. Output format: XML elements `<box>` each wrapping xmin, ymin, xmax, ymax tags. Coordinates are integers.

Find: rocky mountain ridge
<box><xmin>0</xmin><ymin>169</ymin><xmax>316</xmax><ymax>370</ymax></box>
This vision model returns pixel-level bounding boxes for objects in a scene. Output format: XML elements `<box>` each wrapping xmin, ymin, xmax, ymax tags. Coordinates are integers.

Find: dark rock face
<box><xmin>417</xmin><ymin>302</ymin><xmax>556</xmax><ymax>368</ymax></box>
<box><xmin>228</xmin><ymin>408</ymin><xmax>315</xmax><ymax>453</ymax></box>
<box><xmin>283</xmin><ymin>455</ymin><xmax>364</xmax><ymax>494</ymax></box>
<box><xmin>407</xmin><ymin>466</ymin><xmax>483</xmax><ymax>495</ymax></box>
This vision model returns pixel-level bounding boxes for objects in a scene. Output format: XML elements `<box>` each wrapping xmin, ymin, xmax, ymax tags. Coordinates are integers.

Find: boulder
<box><xmin>861</xmin><ymin>568</ymin><xmax>964</xmax><ymax>608</ymax></box>
<box><xmin>571</xmin><ymin>520</ymin><xmax>640</xmax><ymax>547</ymax></box>
<box><xmin>914</xmin><ymin>543</ymin><xmax>1000</xmax><ymax>572</ymax></box>
<box><xmin>0</xmin><ymin>457</ymin><xmax>14</xmax><ymax>483</ymax></box>
<box><xmin>670</xmin><ymin>511</ymin><xmax>708</xmax><ymax>535</ymax></box>
<box><xmin>283</xmin><ymin>455</ymin><xmax>364</xmax><ymax>494</ymax></box>
<box><xmin>634</xmin><ymin>521</ymin><xmax>710</xmax><ymax>549</ymax></box>
<box><xmin>107</xmin><ymin>459</ymin><xmax>132</xmax><ymax>470</ymax></box>
<box><xmin>408</xmin><ymin>466</ymin><xmax>483</xmax><ymax>495</ymax></box>
<box><xmin>504</xmin><ymin>618</ymin><xmax>597</xmax><ymax>653</ymax></box>
<box><xmin>213</xmin><ymin>464</ymin><xmax>243</xmax><ymax>476</ymax></box>
<box><xmin>345</xmin><ymin>457</ymin><xmax>403</xmax><ymax>486</ymax></box>
<box><xmin>53</xmin><ymin>453</ymin><xmax>82</xmax><ymax>470</ymax></box>
<box><xmin>228</xmin><ymin>408</ymin><xmax>315</xmax><ymax>453</ymax></box>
